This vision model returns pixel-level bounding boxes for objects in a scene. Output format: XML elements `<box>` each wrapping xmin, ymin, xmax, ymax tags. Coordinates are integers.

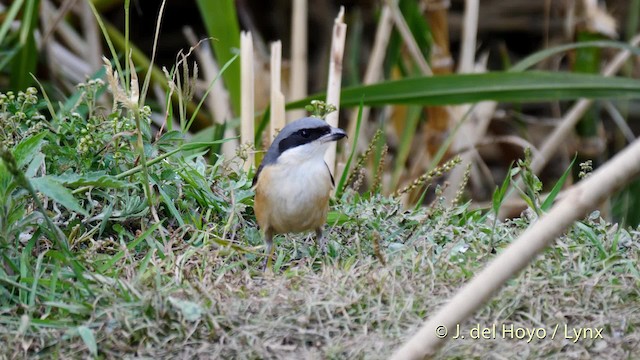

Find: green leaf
<box><xmin>575</xmin><ymin>222</ymin><xmax>608</xmax><ymax>259</ymax></box>
<box><xmin>31</xmin><ymin>176</ymin><xmax>88</xmax><ymax>216</ymax></box>
<box><xmin>49</xmin><ymin>172</ymin><xmax>131</xmax><ymax>189</ymax></box>
<box><xmin>492</xmin><ymin>163</ymin><xmax>513</xmax><ymax>214</ymax></box>
<box><xmin>13</xmin><ymin>131</ymin><xmax>47</xmax><ymax>169</ymax></box>
<box><xmin>156</xmin><ymin>181</ymin><xmax>185</xmax><ymax>228</ymax></box>
<box><xmin>77</xmin><ymin>325</ymin><xmax>98</xmax><ymax>356</ymax></box>
<box><xmin>181</xmin><ymin>138</ymin><xmax>238</xmax><ymax>152</ymax></box>
<box><xmin>42</xmin><ymin>301</ymin><xmax>92</xmax><ymax>315</ymax></box>
<box><xmin>287</xmin><ymin>71</ymin><xmax>640</xmax><ymax>108</ymax></box>
<box><xmin>541</xmin><ymin>155</ymin><xmax>577</xmax><ymax>212</ymax></box>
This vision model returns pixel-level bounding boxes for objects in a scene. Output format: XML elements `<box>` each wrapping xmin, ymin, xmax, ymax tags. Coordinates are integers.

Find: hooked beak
<box><xmin>321</xmin><ymin>126</ymin><xmax>347</xmax><ymax>143</ymax></box>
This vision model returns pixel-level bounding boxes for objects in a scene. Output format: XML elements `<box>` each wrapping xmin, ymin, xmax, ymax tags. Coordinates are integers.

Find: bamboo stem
<box><xmin>392</xmin><ymin>134</ymin><xmax>640</xmax><ymax>359</ymax></box>
<box><xmin>240</xmin><ymin>31</ymin><xmax>255</xmax><ymax>172</ymax></box>
<box><xmin>324</xmin><ymin>6</ymin><xmax>347</xmax><ymax>174</ymax></box>
<box><xmin>288</xmin><ymin>0</ymin><xmax>308</xmax><ymax>121</ymax></box>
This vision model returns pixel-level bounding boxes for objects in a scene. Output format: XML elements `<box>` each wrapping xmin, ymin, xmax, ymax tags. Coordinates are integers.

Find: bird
<box><xmin>252</xmin><ymin>117</ymin><xmax>347</xmax><ymax>269</ymax></box>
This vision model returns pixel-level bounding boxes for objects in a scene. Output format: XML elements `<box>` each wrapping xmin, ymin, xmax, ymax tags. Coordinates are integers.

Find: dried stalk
<box><xmin>324</xmin><ymin>6</ymin><xmax>347</xmax><ymax>174</ymax></box>
<box><xmin>385</xmin><ymin>0</ymin><xmax>432</xmax><ymax>75</ymax></box>
<box><xmin>240</xmin><ymin>31</ymin><xmax>255</xmax><ymax>172</ymax></box>
<box><xmin>288</xmin><ymin>0</ymin><xmax>308</xmax><ymax>121</ymax></box>
<box><xmin>392</xmin><ymin>135</ymin><xmax>640</xmax><ymax>359</ymax></box>
<box><xmin>270</xmin><ymin>41</ymin><xmax>286</xmax><ymax>143</ymax></box>
<box><xmin>183</xmin><ymin>27</ymin><xmax>238</xmax><ymax>161</ymax></box>
<box><xmin>457</xmin><ymin>0</ymin><xmax>478</xmax><ymax>74</ymax></box>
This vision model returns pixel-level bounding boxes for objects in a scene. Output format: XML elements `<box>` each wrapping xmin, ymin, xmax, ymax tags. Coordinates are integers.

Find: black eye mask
<box><xmin>278</xmin><ymin>126</ymin><xmax>331</xmax><ymax>154</ymax></box>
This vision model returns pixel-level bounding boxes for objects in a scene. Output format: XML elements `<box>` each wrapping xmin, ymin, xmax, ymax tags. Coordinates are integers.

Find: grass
<box><xmin>1</xmin><ymin>186</ymin><xmax>638</xmax><ymax>358</ymax></box>
<box><xmin>0</xmin><ymin>83</ymin><xmax>638</xmax><ymax>358</ymax></box>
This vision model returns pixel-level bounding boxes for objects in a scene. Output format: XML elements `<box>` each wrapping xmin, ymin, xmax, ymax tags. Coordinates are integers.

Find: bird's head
<box><xmin>265</xmin><ymin>117</ymin><xmax>347</xmax><ymax>166</ymax></box>
<box><xmin>253</xmin><ymin>117</ymin><xmax>347</xmax><ymax>185</ymax></box>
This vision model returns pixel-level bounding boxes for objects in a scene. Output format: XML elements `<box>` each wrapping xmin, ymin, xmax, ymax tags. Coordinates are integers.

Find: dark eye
<box><xmin>300</xmin><ymin>130</ymin><xmax>310</xmax><ymax>138</ymax></box>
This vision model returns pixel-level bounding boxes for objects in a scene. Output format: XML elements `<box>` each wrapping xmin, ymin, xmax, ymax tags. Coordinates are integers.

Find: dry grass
<box><xmin>1</xmin><ymin>193</ymin><xmax>638</xmax><ymax>359</ymax></box>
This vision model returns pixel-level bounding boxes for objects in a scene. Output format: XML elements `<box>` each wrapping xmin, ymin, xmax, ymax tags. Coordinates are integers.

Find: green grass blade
<box><xmin>0</xmin><ymin>0</ymin><xmax>25</xmax><ymax>45</ymax></box>
<box><xmin>77</xmin><ymin>325</ymin><xmax>98</xmax><ymax>356</ymax></box>
<box><xmin>390</xmin><ymin>105</ymin><xmax>422</xmax><ymax>190</ymax></box>
<box><xmin>255</xmin><ymin>105</ymin><xmax>271</xmax><ymax>146</ymax></box>
<box><xmin>541</xmin><ymin>155</ymin><xmax>577</xmax><ymax>212</ymax></box>
<box><xmin>493</xmin><ymin>164</ymin><xmax>513</xmax><ymax>212</ymax></box>
<box><xmin>336</xmin><ymin>99</ymin><xmax>364</xmax><ymax>198</ymax></box>
<box><xmin>10</xmin><ymin>0</ymin><xmax>39</xmax><ymax>89</ymax></box>
<box><xmin>87</xmin><ymin>1</ymin><xmax>126</xmax><ymax>88</ymax></box>
<box><xmin>287</xmin><ymin>71</ymin><xmax>640</xmax><ymax>109</ymax></box>
<box><xmin>510</xmin><ymin>40</ymin><xmax>640</xmax><ymax>72</ymax></box>
<box><xmin>575</xmin><ymin>222</ymin><xmax>608</xmax><ymax>260</ymax></box>
<box><xmin>156</xmin><ymin>180</ymin><xmax>185</xmax><ymax>228</ymax></box>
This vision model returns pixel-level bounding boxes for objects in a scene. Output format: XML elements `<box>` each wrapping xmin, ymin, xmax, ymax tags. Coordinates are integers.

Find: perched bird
<box><xmin>252</xmin><ymin>117</ymin><xmax>347</xmax><ymax>269</ymax></box>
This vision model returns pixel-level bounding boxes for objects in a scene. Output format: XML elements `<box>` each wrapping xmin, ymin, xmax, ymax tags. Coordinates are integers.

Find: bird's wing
<box><xmin>324</xmin><ymin>161</ymin><xmax>335</xmax><ymax>187</ymax></box>
<box><xmin>252</xmin><ymin>164</ymin><xmax>264</xmax><ymax>188</ymax></box>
